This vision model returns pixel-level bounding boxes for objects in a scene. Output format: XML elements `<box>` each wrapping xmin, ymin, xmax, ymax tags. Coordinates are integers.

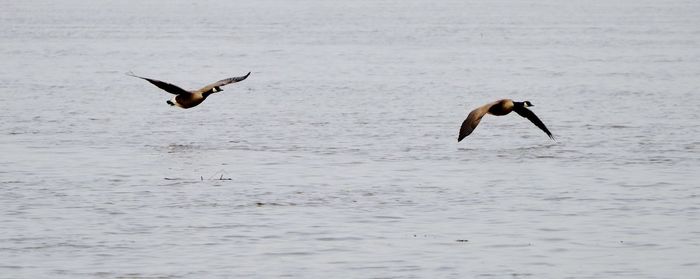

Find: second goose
<box><xmin>458</xmin><ymin>99</ymin><xmax>554</xmax><ymax>142</ymax></box>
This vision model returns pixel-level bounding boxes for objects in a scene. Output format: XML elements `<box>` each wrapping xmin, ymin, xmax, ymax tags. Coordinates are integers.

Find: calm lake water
<box><xmin>1</xmin><ymin>0</ymin><xmax>699</xmax><ymax>278</ymax></box>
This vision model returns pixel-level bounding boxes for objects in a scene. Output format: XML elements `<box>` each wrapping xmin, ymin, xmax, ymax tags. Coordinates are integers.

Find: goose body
<box><xmin>458</xmin><ymin>99</ymin><xmax>554</xmax><ymax>142</ymax></box>
<box><xmin>128</xmin><ymin>72</ymin><xmax>250</xmax><ymax>109</ymax></box>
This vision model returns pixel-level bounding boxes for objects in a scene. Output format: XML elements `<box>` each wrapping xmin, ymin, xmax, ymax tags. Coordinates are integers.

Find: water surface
<box><xmin>1</xmin><ymin>0</ymin><xmax>699</xmax><ymax>278</ymax></box>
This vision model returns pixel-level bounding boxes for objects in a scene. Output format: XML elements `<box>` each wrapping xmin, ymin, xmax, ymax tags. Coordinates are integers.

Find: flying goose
<box><xmin>127</xmin><ymin>72</ymin><xmax>251</xmax><ymax>109</ymax></box>
<box><xmin>458</xmin><ymin>99</ymin><xmax>554</xmax><ymax>142</ymax></box>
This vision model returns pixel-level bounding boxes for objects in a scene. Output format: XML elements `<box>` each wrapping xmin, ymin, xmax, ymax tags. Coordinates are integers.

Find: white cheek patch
<box><xmin>170</xmin><ymin>97</ymin><xmax>182</xmax><ymax>108</ymax></box>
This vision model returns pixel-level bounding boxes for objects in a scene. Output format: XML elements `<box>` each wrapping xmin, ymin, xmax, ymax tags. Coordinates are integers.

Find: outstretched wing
<box><xmin>127</xmin><ymin>72</ymin><xmax>190</xmax><ymax>95</ymax></box>
<box><xmin>458</xmin><ymin>102</ymin><xmax>495</xmax><ymax>142</ymax></box>
<box><xmin>196</xmin><ymin>72</ymin><xmax>251</xmax><ymax>93</ymax></box>
<box><xmin>513</xmin><ymin>106</ymin><xmax>554</xmax><ymax>140</ymax></box>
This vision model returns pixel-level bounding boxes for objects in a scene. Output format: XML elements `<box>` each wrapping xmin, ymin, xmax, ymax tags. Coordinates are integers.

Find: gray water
<box><xmin>1</xmin><ymin>0</ymin><xmax>700</xmax><ymax>278</ymax></box>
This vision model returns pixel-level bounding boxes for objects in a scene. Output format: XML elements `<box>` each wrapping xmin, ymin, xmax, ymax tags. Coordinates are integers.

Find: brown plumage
<box><xmin>458</xmin><ymin>99</ymin><xmax>554</xmax><ymax>142</ymax></box>
<box><xmin>127</xmin><ymin>72</ymin><xmax>251</xmax><ymax>109</ymax></box>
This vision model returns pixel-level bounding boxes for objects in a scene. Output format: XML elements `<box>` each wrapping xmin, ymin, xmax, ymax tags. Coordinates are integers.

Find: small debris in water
<box><xmin>218</xmin><ymin>174</ymin><xmax>232</xmax><ymax>180</ymax></box>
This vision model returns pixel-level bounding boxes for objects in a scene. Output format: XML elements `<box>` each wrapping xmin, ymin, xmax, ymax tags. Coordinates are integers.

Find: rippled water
<box><xmin>2</xmin><ymin>0</ymin><xmax>699</xmax><ymax>278</ymax></box>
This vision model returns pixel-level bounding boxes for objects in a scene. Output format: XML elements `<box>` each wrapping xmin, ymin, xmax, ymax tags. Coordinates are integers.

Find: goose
<box><xmin>127</xmin><ymin>72</ymin><xmax>250</xmax><ymax>109</ymax></box>
<box><xmin>458</xmin><ymin>99</ymin><xmax>554</xmax><ymax>142</ymax></box>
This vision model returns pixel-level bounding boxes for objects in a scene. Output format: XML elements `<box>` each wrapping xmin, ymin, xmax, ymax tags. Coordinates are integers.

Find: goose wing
<box><xmin>127</xmin><ymin>72</ymin><xmax>190</xmax><ymax>95</ymax></box>
<box><xmin>196</xmin><ymin>72</ymin><xmax>251</xmax><ymax>93</ymax></box>
<box><xmin>458</xmin><ymin>101</ymin><xmax>495</xmax><ymax>142</ymax></box>
<box><xmin>513</xmin><ymin>106</ymin><xmax>554</xmax><ymax>139</ymax></box>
